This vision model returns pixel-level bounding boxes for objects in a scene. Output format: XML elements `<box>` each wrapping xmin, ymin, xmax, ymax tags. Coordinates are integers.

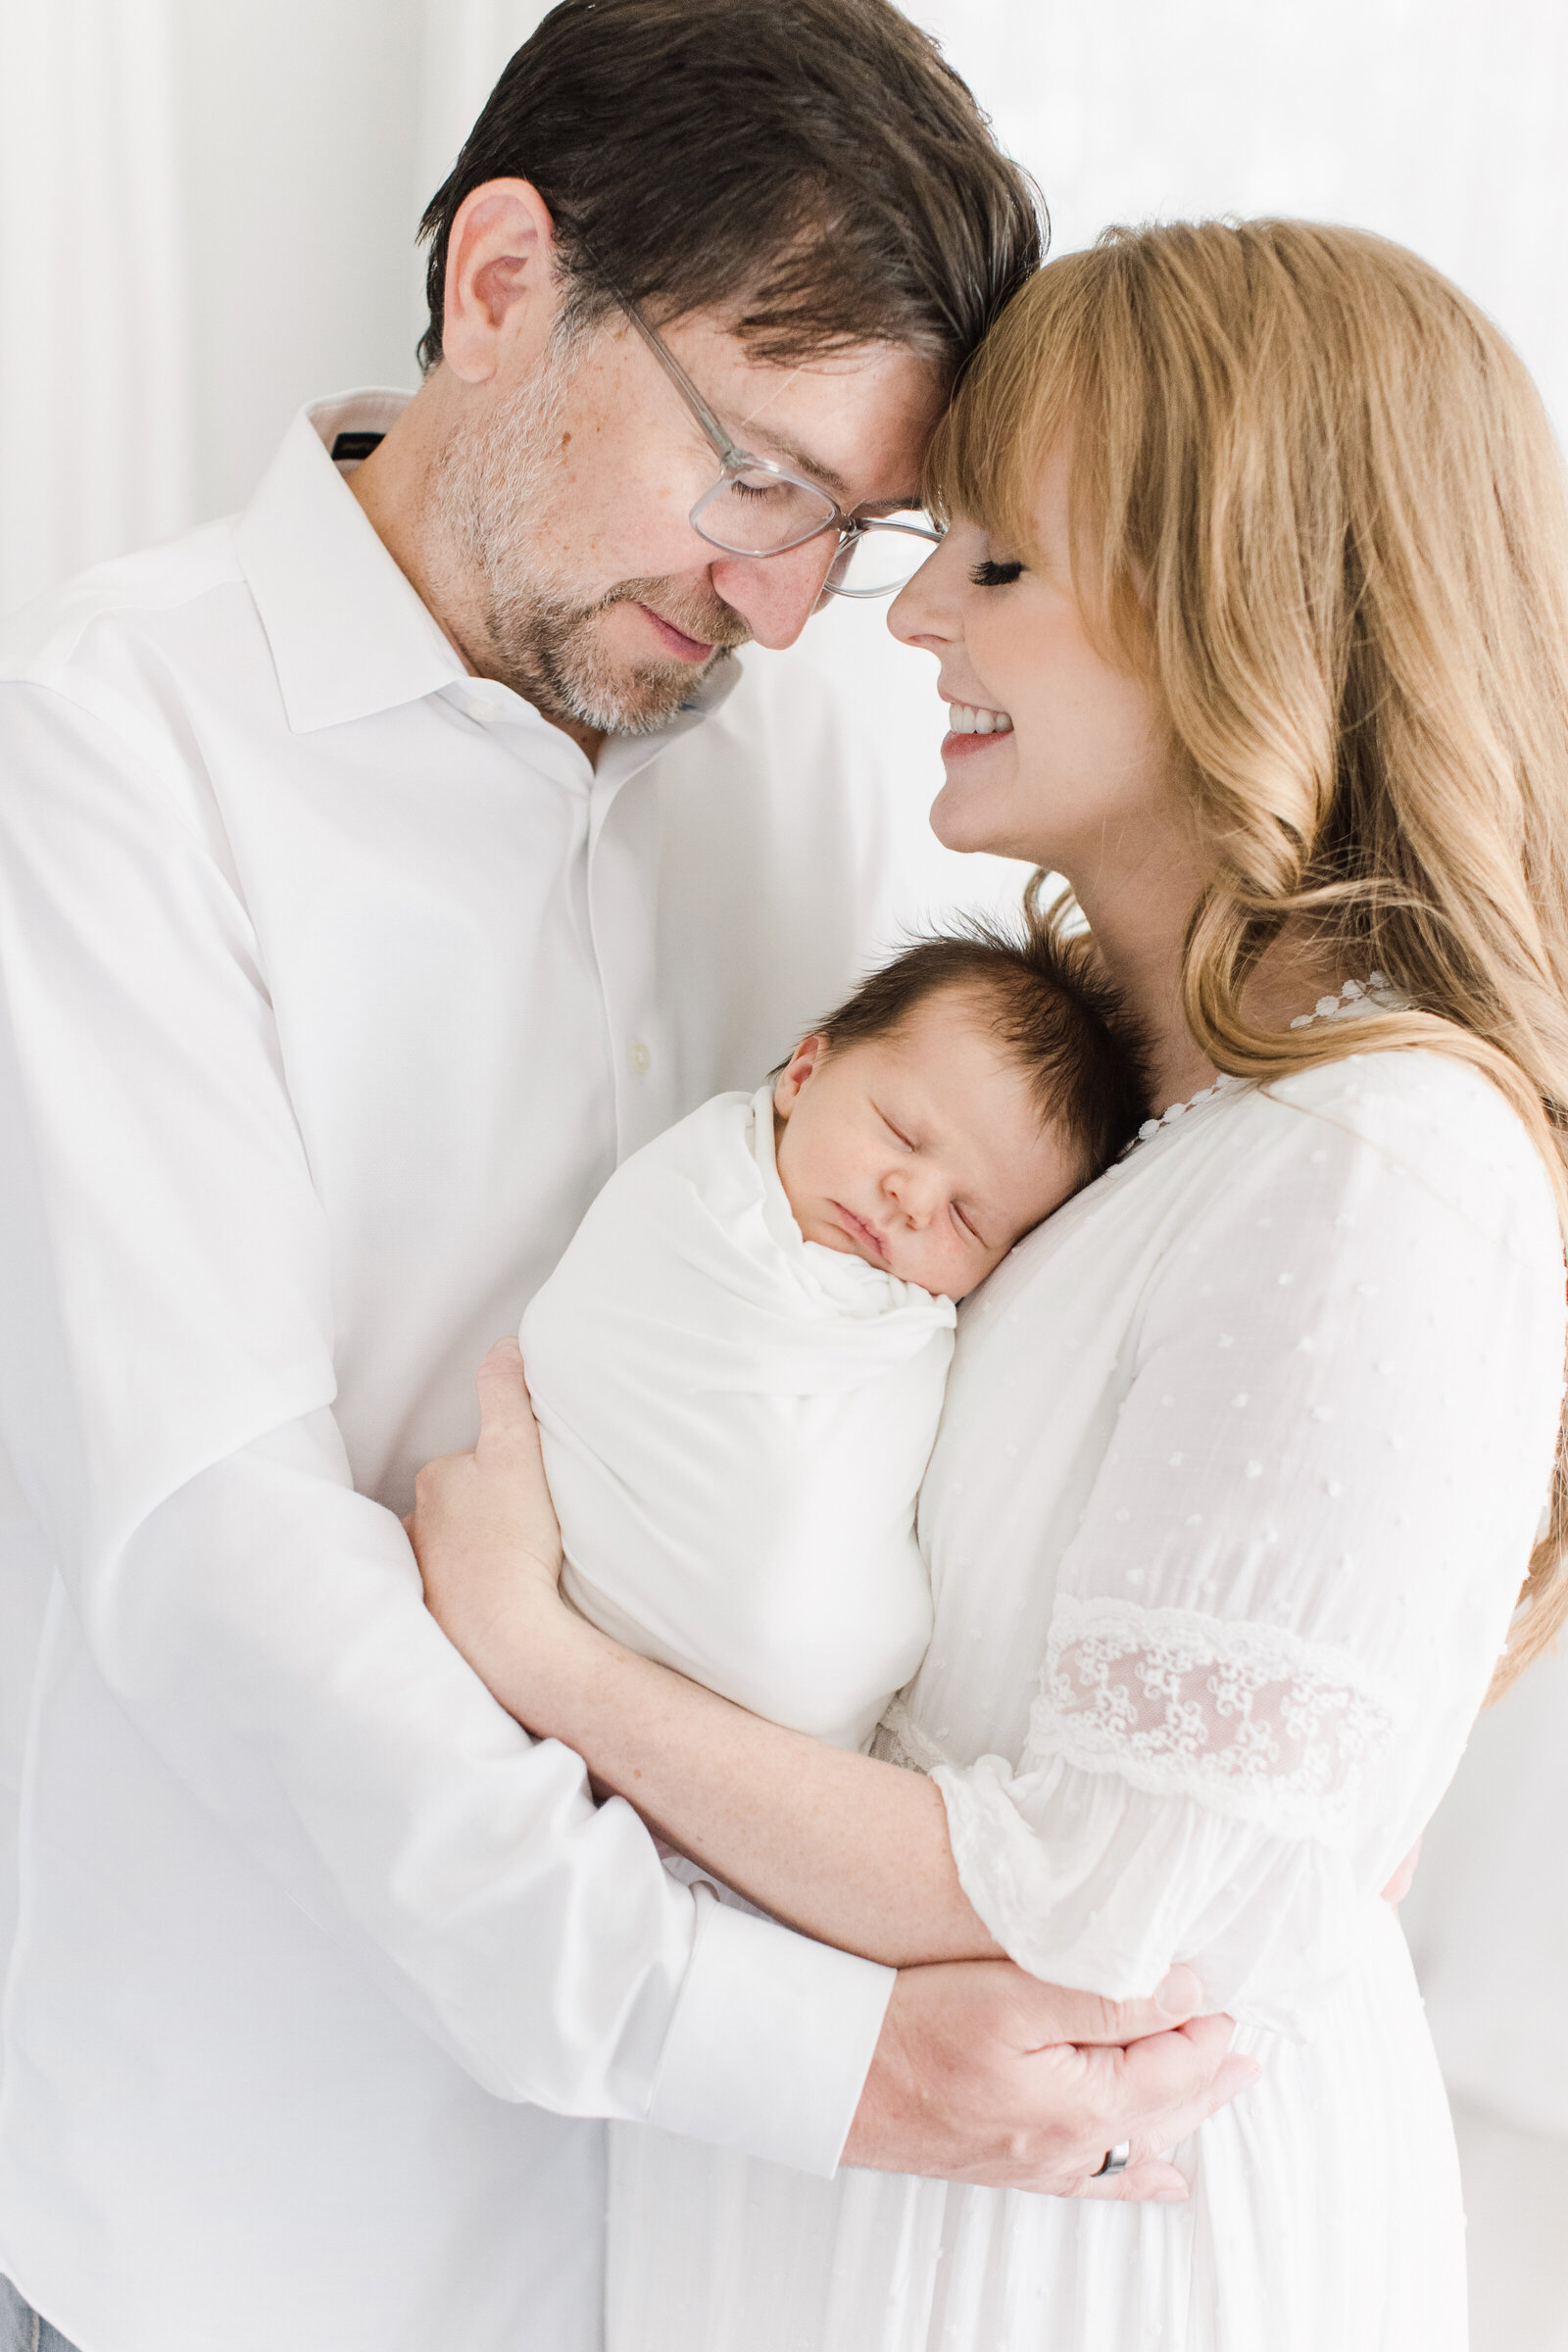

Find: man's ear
<box><xmin>440</xmin><ymin>177</ymin><xmax>562</xmax><ymax>386</ymax></box>
<box><xmin>773</xmin><ymin>1034</ymin><xmax>828</xmax><ymax>1120</ymax></box>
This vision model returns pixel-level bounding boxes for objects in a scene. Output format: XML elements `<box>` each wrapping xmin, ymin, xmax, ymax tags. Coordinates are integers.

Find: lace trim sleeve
<box><xmin>1023</xmin><ymin>1594</ymin><xmax>1403</xmax><ymax>1846</ymax></box>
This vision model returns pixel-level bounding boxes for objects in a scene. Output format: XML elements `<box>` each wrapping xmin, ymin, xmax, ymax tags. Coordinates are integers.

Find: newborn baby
<box><xmin>520</xmin><ymin>915</ymin><xmax>1146</xmax><ymax>1754</ymax></box>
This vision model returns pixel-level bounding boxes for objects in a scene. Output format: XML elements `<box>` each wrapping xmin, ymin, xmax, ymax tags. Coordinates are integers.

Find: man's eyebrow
<box><xmin>751</xmin><ymin>431</ymin><xmax>856</xmax><ymax>506</ymax></box>
<box><xmin>739</xmin><ymin>426</ymin><xmax>920</xmax><ymax>518</ymax></box>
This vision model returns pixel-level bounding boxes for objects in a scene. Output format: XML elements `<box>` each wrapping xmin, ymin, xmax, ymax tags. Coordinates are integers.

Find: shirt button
<box><xmin>625</xmin><ymin>1040</ymin><xmax>651</xmax><ymax>1075</ymax></box>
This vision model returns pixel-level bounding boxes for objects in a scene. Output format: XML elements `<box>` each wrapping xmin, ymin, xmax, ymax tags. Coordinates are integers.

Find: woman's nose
<box><xmin>889</xmin><ymin>531</ymin><xmax>963</xmax><ymax>651</ymax></box>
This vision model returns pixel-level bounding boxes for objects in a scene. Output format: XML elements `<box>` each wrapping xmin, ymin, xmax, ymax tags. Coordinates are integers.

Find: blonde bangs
<box><xmin>922</xmin><ymin>257</ymin><xmax>1103</xmax><ymax>570</ymax></box>
<box><xmin>925</xmin><ymin>248</ymin><xmax>1188</xmax><ymax>674</ymax></box>
<box><xmin>936</xmin><ymin>220</ymin><xmax>1568</xmax><ymax>1697</ymax></box>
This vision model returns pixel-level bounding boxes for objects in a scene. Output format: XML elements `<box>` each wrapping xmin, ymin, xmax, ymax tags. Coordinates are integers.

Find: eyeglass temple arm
<box><xmin>609</xmin><ymin>289</ymin><xmax>754</xmax><ymax>468</ymax></box>
<box><xmin>621</xmin><ymin>304</ymin><xmax>937</xmax><ymax>542</ymax></box>
<box><xmin>596</xmin><ymin>269</ymin><xmax>938</xmax><ymax>545</ymax></box>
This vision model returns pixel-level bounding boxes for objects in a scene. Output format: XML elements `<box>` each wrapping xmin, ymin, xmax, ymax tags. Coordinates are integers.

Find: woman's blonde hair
<box><xmin>927</xmin><ymin>219</ymin><xmax>1568</xmax><ymax>1697</ymax></box>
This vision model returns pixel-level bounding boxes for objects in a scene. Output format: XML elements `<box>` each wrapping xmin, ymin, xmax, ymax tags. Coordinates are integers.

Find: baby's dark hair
<box><xmin>815</xmin><ymin>885</ymin><xmax>1151</xmax><ymax>1177</ymax></box>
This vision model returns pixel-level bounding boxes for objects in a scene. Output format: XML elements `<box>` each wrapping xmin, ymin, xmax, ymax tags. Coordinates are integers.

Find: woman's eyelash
<box><xmin>970</xmin><ymin>558</ymin><xmax>1025</xmax><ymax>588</ymax></box>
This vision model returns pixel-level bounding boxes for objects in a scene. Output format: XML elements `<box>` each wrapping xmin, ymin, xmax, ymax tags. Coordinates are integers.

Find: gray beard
<box><xmin>429</xmin><ymin>335</ymin><xmax>748</xmax><ymax>736</ymax></box>
<box><xmin>480</xmin><ymin>573</ymin><xmax>739</xmax><ymax>737</ymax></box>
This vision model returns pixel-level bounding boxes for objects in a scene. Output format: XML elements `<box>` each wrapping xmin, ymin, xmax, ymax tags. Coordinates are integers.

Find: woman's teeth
<box><xmin>947</xmin><ymin>704</ymin><xmax>1013</xmax><ymax>736</ymax></box>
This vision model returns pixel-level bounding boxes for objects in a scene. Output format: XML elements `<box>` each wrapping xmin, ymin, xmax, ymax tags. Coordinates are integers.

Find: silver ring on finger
<box><xmin>1094</xmin><ymin>2140</ymin><xmax>1131</xmax><ymax>2178</ymax></box>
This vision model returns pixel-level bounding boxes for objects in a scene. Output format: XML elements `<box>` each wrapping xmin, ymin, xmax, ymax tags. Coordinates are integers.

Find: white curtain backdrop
<box><xmin>3</xmin><ymin>0</ymin><xmax>1567</xmax><ymax>2332</ymax></box>
<box><xmin>7</xmin><ymin>0</ymin><xmax>1564</xmax><ymax>604</ymax></box>
<box><xmin>929</xmin><ymin>0</ymin><xmax>1568</xmax><ymax>442</ymax></box>
<box><xmin>0</xmin><ymin>0</ymin><xmax>193</xmax><ymax>613</ymax></box>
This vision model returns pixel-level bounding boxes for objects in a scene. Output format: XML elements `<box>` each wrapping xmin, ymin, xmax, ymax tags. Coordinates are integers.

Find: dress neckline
<box><xmin>1127</xmin><ymin>973</ymin><xmax>1405</xmax><ymax>1152</ymax></box>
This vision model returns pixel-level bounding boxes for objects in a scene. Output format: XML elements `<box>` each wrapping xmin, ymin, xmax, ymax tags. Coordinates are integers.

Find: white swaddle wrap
<box><xmin>521</xmin><ymin>1083</ymin><xmax>956</xmax><ymax>1751</ymax></box>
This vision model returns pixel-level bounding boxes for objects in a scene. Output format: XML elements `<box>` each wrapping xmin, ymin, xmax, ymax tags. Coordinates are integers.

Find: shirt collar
<box><xmin>234</xmin><ymin>391</ymin><xmax>464</xmax><ymax>734</ymax></box>
<box><xmin>232</xmin><ymin>389</ymin><xmax>741</xmax><ymax>760</ymax></box>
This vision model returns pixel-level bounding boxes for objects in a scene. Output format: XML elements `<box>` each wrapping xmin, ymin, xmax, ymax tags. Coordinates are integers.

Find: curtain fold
<box><xmin>0</xmin><ymin>0</ymin><xmax>193</xmax><ymax>615</ymax></box>
<box><xmin>408</xmin><ymin>0</ymin><xmax>554</xmax><ymax>351</ymax></box>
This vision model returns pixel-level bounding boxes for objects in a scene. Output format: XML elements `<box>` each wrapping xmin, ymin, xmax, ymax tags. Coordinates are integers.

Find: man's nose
<box><xmin>708</xmin><ymin>535</ymin><xmax>843</xmax><ymax>651</ymax></box>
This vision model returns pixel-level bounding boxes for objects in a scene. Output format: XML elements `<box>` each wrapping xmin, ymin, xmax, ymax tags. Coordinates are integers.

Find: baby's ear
<box><xmin>773</xmin><ymin>1033</ymin><xmax>828</xmax><ymax>1118</ymax></box>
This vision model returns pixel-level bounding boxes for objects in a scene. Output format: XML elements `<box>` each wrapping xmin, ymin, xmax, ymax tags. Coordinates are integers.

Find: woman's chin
<box><xmin>928</xmin><ymin>774</ymin><xmax>1035</xmax><ymax>861</ymax></box>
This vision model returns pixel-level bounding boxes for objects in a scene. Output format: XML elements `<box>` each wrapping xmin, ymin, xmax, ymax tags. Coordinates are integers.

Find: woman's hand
<box><xmin>408</xmin><ymin>1339</ymin><xmax>567</xmax><ymax>1682</ymax></box>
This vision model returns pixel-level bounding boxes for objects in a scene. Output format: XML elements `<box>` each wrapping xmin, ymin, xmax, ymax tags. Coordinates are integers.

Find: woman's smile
<box><xmin>893</xmin><ymin>494</ymin><xmax>1183</xmax><ymax>882</ymax></box>
<box><xmin>940</xmin><ymin>698</ymin><xmax>1015</xmax><ymax>760</ymax></box>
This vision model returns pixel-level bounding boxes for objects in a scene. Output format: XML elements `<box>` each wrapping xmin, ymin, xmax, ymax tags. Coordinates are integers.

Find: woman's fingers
<box><xmin>1076</xmin><ymin>2046</ymin><xmax>1262</xmax><ymax>2202</ymax></box>
<box><xmin>1381</xmin><ymin>1836</ymin><xmax>1422</xmax><ymax>1904</ymax></box>
<box><xmin>1000</xmin><ymin>1964</ymin><xmax>1204</xmax><ymax>2050</ymax></box>
<box><xmin>852</xmin><ymin>1961</ymin><xmax>1251</xmax><ymax>2197</ymax></box>
<box><xmin>963</xmin><ymin>1965</ymin><xmax>1254</xmax><ymax>2199</ymax></box>
<box><xmin>461</xmin><ymin>1339</ymin><xmax>565</xmax><ymax>1580</ymax></box>
<box><xmin>1102</xmin><ymin>2012</ymin><xmax>1249</xmax><ymax>2127</ymax></box>
<box><xmin>1011</xmin><ymin>2012</ymin><xmax>1254</xmax><ymax>2202</ymax></box>
<box><xmin>1082</xmin><ymin>2157</ymin><xmax>1191</xmax><ymax>2202</ymax></box>
<box><xmin>474</xmin><ymin>1337</ymin><xmax>537</xmax><ymax>1460</ymax></box>
<box><xmin>408</xmin><ymin>1342</ymin><xmax>562</xmax><ymax>1620</ymax></box>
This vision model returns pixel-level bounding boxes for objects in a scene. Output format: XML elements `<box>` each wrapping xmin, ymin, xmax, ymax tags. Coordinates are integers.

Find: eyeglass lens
<box><xmin>825</xmin><ymin>514</ymin><xmax>940</xmax><ymax>597</ymax></box>
<box><xmin>691</xmin><ymin>469</ymin><xmax>839</xmax><ymax>556</ymax></box>
<box><xmin>691</xmin><ymin>472</ymin><xmax>939</xmax><ymax>597</ymax></box>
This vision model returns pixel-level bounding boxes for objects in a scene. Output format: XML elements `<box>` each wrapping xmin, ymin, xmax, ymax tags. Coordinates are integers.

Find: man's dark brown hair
<box><xmin>417</xmin><ymin>0</ymin><xmax>1044</xmax><ymax>374</ymax></box>
<box><xmin>814</xmin><ymin>890</ymin><xmax>1152</xmax><ymax>1181</ymax></box>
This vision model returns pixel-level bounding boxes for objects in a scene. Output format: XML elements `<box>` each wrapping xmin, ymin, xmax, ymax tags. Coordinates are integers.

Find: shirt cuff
<box><xmin>643</xmin><ymin>1883</ymin><xmax>894</xmax><ymax>2177</ymax></box>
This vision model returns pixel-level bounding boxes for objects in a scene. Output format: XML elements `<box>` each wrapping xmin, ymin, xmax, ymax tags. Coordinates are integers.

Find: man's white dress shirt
<box><xmin>0</xmin><ymin>393</ymin><xmax>1013</xmax><ymax>2352</ymax></box>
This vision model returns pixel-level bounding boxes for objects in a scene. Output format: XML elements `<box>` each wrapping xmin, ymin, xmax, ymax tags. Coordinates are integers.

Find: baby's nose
<box><xmin>886</xmin><ymin>1165</ymin><xmax>936</xmax><ymax>1226</ymax></box>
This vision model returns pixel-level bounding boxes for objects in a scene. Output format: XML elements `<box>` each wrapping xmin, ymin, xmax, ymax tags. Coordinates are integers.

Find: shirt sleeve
<box><xmin>0</xmin><ymin>677</ymin><xmax>890</xmax><ymax>2170</ymax></box>
<box><xmin>931</xmin><ymin>1067</ymin><xmax>1565</xmax><ymax>2033</ymax></box>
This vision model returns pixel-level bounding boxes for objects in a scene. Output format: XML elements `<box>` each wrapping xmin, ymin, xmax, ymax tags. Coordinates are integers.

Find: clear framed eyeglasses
<box><xmin>612</xmin><ymin>291</ymin><xmax>942</xmax><ymax>598</ymax></box>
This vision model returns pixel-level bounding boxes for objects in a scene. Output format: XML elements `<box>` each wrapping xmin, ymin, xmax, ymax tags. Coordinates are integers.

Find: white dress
<box><xmin>608</xmin><ymin>1001</ymin><xmax>1567</xmax><ymax>2352</ymax></box>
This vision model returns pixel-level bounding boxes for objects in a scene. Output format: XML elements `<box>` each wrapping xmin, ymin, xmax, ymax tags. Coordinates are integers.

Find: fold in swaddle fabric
<box><xmin>522</xmin><ymin>1085</ymin><xmax>955</xmax><ymax>1751</ymax></box>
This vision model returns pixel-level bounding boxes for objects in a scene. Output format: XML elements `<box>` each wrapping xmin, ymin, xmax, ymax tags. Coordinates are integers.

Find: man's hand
<box><xmin>844</xmin><ymin>1958</ymin><xmax>1257</xmax><ymax>2201</ymax></box>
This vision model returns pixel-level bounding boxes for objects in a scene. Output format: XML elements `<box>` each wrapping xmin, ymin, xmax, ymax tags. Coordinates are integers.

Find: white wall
<box><xmin>922</xmin><ymin>0</ymin><xmax>1568</xmax><ymax>443</ymax></box>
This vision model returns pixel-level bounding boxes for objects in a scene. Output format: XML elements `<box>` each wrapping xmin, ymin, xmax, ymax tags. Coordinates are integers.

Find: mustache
<box><xmin>594</xmin><ymin>576</ymin><xmax>752</xmax><ymax>654</ymax></box>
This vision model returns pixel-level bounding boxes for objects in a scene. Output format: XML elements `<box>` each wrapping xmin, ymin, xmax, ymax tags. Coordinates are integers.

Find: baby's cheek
<box><xmin>932</xmin><ymin>1250</ymin><xmax>984</xmax><ymax>1303</ymax></box>
<box><xmin>960</xmin><ymin>1238</ymin><xmax>1018</xmax><ymax>1298</ymax></box>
